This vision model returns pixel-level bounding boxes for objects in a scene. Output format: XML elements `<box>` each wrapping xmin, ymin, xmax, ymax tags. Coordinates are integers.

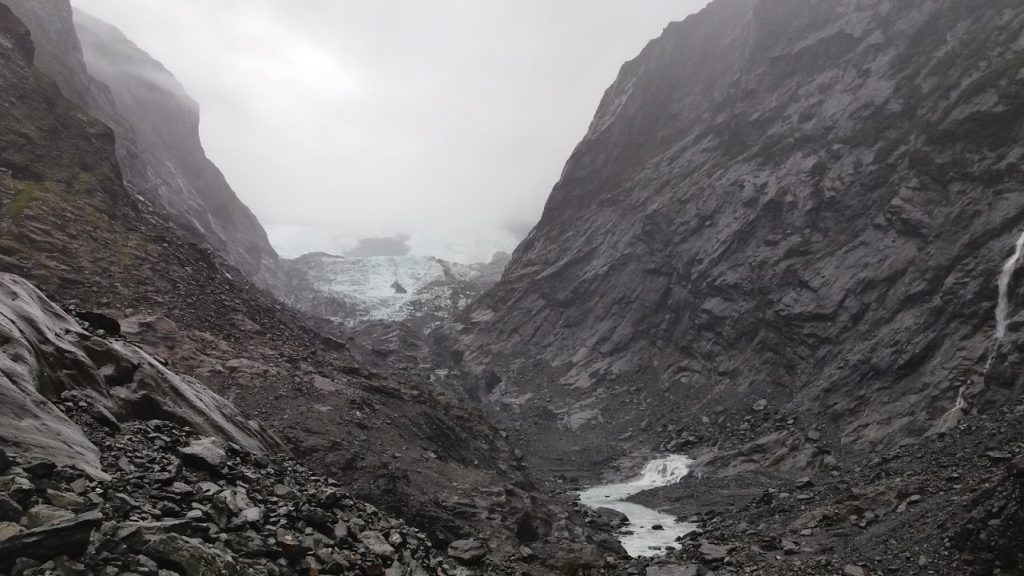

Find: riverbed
<box><xmin>578</xmin><ymin>455</ymin><xmax>698</xmax><ymax>556</ymax></box>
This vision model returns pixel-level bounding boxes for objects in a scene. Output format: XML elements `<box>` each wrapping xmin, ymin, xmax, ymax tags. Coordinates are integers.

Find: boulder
<box><xmin>131</xmin><ymin>533</ymin><xmax>248</xmax><ymax>576</ymax></box>
<box><xmin>0</xmin><ymin>494</ymin><xmax>23</xmax><ymax>522</ymax></box>
<box><xmin>275</xmin><ymin>529</ymin><xmax>310</xmax><ymax>560</ymax></box>
<box><xmin>0</xmin><ymin>511</ymin><xmax>102</xmax><ymax>569</ymax></box>
<box><xmin>74</xmin><ymin>310</ymin><xmax>121</xmax><ymax>335</ymax></box>
<box><xmin>45</xmin><ymin>489</ymin><xmax>88</xmax><ymax>511</ymax></box>
<box><xmin>179</xmin><ymin>438</ymin><xmax>228</xmax><ymax>471</ymax></box>
<box><xmin>359</xmin><ymin>530</ymin><xmax>395</xmax><ymax>557</ymax></box>
<box><xmin>22</xmin><ymin>505</ymin><xmax>75</xmax><ymax>529</ymax></box>
<box><xmin>0</xmin><ymin>475</ymin><xmax>34</xmax><ymax>507</ymax></box>
<box><xmin>595</xmin><ymin>506</ymin><xmax>630</xmax><ymax>529</ymax></box>
<box><xmin>22</xmin><ymin>460</ymin><xmax>56</xmax><ymax>479</ymax></box>
<box><xmin>698</xmin><ymin>543</ymin><xmax>732</xmax><ymax>562</ymax></box>
<box><xmin>0</xmin><ymin>521</ymin><xmax>20</xmax><ymax>541</ymax></box>
<box><xmin>447</xmin><ymin>539</ymin><xmax>486</xmax><ymax>564</ymax></box>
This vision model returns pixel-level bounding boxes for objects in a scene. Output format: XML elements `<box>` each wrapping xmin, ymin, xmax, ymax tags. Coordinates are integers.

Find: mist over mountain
<box><xmin>70</xmin><ymin>0</ymin><xmax>701</xmax><ymax>260</ymax></box>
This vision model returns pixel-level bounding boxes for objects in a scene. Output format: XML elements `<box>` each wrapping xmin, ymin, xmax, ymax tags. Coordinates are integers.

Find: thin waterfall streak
<box><xmin>995</xmin><ymin>229</ymin><xmax>1024</xmax><ymax>339</ymax></box>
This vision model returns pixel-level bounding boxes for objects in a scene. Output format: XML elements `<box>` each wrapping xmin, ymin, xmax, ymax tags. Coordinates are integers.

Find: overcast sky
<box><xmin>70</xmin><ymin>0</ymin><xmax>707</xmax><ymax>260</ymax></box>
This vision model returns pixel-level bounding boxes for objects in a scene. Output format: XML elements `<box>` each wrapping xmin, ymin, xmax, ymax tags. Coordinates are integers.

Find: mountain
<box><xmin>0</xmin><ymin>3</ymin><xmax>611</xmax><ymax>571</ymax></box>
<box><xmin>3</xmin><ymin>0</ymin><xmax>280</xmax><ymax>288</ymax></box>
<box><xmin>279</xmin><ymin>251</ymin><xmax>509</xmax><ymax>329</ymax></box>
<box><xmin>439</xmin><ymin>1</ymin><xmax>1024</xmax><ymax>572</ymax></box>
<box><xmin>454</xmin><ymin>0</ymin><xmax>1024</xmax><ymax>466</ymax></box>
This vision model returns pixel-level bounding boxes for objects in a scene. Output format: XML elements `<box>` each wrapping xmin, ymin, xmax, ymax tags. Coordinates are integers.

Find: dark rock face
<box><xmin>3</xmin><ymin>0</ymin><xmax>280</xmax><ymax>289</ymax></box>
<box><xmin>451</xmin><ymin>0</ymin><xmax>1024</xmax><ymax>470</ymax></box>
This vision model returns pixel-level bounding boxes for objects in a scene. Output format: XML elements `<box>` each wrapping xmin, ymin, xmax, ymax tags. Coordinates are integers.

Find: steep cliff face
<box><xmin>453</xmin><ymin>0</ymin><xmax>1024</xmax><ymax>469</ymax></box>
<box><xmin>72</xmin><ymin>9</ymin><xmax>281</xmax><ymax>288</ymax></box>
<box><xmin>4</xmin><ymin>0</ymin><xmax>280</xmax><ymax>288</ymax></box>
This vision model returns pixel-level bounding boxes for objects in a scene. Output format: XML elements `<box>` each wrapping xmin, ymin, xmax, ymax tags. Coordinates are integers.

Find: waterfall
<box><xmin>633</xmin><ymin>455</ymin><xmax>694</xmax><ymax>487</ymax></box>
<box><xmin>995</xmin><ymin>229</ymin><xmax>1024</xmax><ymax>339</ymax></box>
<box><xmin>577</xmin><ymin>454</ymin><xmax>698</xmax><ymax>557</ymax></box>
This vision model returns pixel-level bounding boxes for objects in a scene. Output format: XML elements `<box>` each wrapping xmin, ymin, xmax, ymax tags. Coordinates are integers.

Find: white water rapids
<box><xmin>578</xmin><ymin>455</ymin><xmax>698</xmax><ymax>556</ymax></box>
<box><xmin>996</xmin><ymin>229</ymin><xmax>1024</xmax><ymax>339</ymax></box>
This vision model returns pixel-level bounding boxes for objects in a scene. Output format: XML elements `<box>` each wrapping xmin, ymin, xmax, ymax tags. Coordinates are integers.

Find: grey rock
<box><xmin>0</xmin><ymin>511</ymin><xmax>102</xmax><ymax>570</ymax></box>
<box><xmin>646</xmin><ymin>565</ymin><xmax>700</xmax><ymax>576</ymax></box>
<box><xmin>843</xmin><ymin>565</ymin><xmax>867</xmax><ymax>576</ymax></box>
<box><xmin>22</xmin><ymin>505</ymin><xmax>75</xmax><ymax>529</ymax></box>
<box><xmin>22</xmin><ymin>460</ymin><xmax>56</xmax><ymax>479</ymax></box>
<box><xmin>130</xmin><ymin>533</ymin><xmax>247</xmax><ymax>576</ymax></box>
<box><xmin>235</xmin><ymin>506</ymin><xmax>263</xmax><ymax>525</ymax></box>
<box><xmin>595</xmin><ymin>506</ymin><xmax>630</xmax><ymax>529</ymax></box>
<box><xmin>0</xmin><ymin>521</ymin><xmax>21</xmax><ymax>541</ymax></box>
<box><xmin>985</xmin><ymin>450</ymin><xmax>1013</xmax><ymax>462</ymax></box>
<box><xmin>333</xmin><ymin>520</ymin><xmax>349</xmax><ymax>542</ymax></box>
<box><xmin>46</xmin><ymin>489</ymin><xmax>88</xmax><ymax>511</ymax></box>
<box><xmin>0</xmin><ymin>476</ymin><xmax>35</xmax><ymax>507</ymax></box>
<box><xmin>447</xmin><ymin>539</ymin><xmax>487</xmax><ymax>564</ymax></box>
<box><xmin>179</xmin><ymin>438</ymin><xmax>228</xmax><ymax>471</ymax></box>
<box><xmin>359</xmin><ymin>530</ymin><xmax>395</xmax><ymax>557</ymax></box>
<box><xmin>0</xmin><ymin>494</ymin><xmax>24</xmax><ymax>522</ymax></box>
<box><xmin>698</xmin><ymin>543</ymin><xmax>732</xmax><ymax>562</ymax></box>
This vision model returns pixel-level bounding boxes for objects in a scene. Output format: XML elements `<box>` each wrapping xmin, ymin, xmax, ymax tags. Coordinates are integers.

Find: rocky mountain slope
<box><xmin>0</xmin><ymin>3</ymin><xmax>612</xmax><ymax>571</ymax></box>
<box><xmin>4</xmin><ymin>0</ymin><xmax>280</xmax><ymax>288</ymax></box>
<box><xmin>279</xmin><ymin>252</ymin><xmax>509</xmax><ymax>329</ymax></box>
<box><xmin>0</xmin><ymin>402</ymin><xmax>508</xmax><ymax>575</ymax></box>
<box><xmin>0</xmin><ymin>272</ymin><xmax>279</xmax><ymax>480</ymax></box>
<box><xmin>435</xmin><ymin>0</ymin><xmax>1024</xmax><ymax>572</ymax></box>
<box><xmin>451</xmin><ymin>0</ymin><xmax>1024</xmax><ymax>470</ymax></box>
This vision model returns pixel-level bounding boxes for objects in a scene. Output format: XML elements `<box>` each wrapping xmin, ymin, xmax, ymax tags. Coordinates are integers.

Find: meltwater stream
<box><xmin>578</xmin><ymin>455</ymin><xmax>698</xmax><ymax>556</ymax></box>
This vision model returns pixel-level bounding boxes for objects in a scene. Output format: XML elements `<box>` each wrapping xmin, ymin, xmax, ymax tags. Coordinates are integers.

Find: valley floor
<box><xmin>572</xmin><ymin>399</ymin><xmax>1024</xmax><ymax>576</ymax></box>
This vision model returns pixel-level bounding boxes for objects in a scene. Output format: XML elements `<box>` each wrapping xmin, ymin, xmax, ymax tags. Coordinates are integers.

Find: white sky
<box><xmin>70</xmin><ymin>1</ymin><xmax>708</xmax><ymax>260</ymax></box>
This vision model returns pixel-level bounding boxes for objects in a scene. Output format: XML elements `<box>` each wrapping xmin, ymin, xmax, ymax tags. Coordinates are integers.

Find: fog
<box><xmin>70</xmin><ymin>0</ymin><xmax>707</xmax><ymax>262</ymax></box>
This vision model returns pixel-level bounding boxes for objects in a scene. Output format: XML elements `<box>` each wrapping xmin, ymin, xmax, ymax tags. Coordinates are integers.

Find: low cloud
<box><xmin>345</xmin><ymin>234</ymin><xmax>412</xmax><ymax>258</ymax></box>
<box><xmin>70</xmin><ymin>0</ymin><xmax>708</xmax><ymax>256</ymax></box>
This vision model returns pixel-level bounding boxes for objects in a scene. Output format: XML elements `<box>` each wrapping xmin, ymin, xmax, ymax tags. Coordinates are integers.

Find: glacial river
<box><xmin>578</xmin><ymin>455</ymin><xmax>698</xmax><ymax>556</ymax></box>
